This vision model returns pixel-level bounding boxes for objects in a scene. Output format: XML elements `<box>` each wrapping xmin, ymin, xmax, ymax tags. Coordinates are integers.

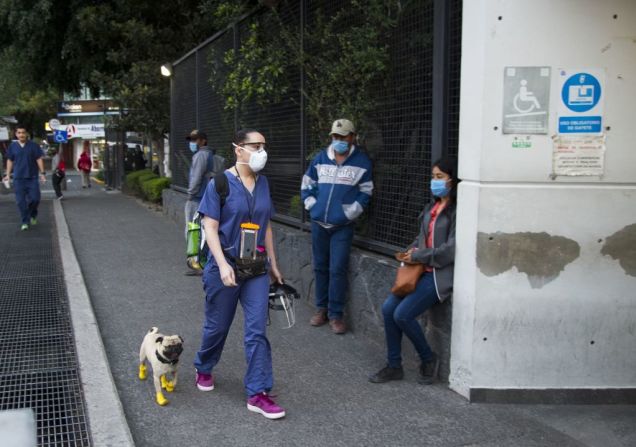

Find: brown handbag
<box><xmin>391</xmin><ymin>253</ymin><xmax>426</xmax><ymax>297</ymax></box>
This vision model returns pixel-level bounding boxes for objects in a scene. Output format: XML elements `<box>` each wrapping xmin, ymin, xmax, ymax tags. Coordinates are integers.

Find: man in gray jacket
<box><xmin>185</xmin><ymin>129</ymin><xmax>225</xmax><ymax>274</ymax></box>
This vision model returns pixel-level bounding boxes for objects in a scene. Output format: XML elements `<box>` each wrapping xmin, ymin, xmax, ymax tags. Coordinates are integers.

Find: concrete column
<box><xmin>450</xmin><ymin>0</ymin><xmax>636</xmax><ymax>402</ymax></box>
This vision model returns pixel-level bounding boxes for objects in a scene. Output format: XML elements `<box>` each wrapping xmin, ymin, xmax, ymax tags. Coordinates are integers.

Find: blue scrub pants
<box><xmin>311</xmin><ymin>221</ymin><xmax>354</xmax><ymax>320</ymax></box>
<box><xmin>194</xmin><ymin>265</ymin><xmax>273</xmax><ymax>397</ymax></box>
<box><xmin>382</xmin><ymin>273</ymin><xmax>438</xmax><ymax>368</ymax></box>
<box><xmin>13</xmin><ymin>178</ymin><xmax>40</xmax><ymax>224</ymax></box>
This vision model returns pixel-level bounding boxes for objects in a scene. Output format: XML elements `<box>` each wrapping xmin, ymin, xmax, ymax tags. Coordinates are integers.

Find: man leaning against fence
<box><xmin>301</xmin><ymin>119</ymin><xmax>374</xmax><ymax>334</ymax></box>
<box><xmin>185</xmin><ymin>129</ymin><xmax>225</xmax><ymax>275</ymax></box>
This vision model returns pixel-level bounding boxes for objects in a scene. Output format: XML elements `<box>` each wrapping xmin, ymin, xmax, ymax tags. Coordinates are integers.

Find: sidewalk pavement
<box><xmin>57</xmin><ymin>185</ymin><xmax>636</xmax><ymax>447</ymax></box>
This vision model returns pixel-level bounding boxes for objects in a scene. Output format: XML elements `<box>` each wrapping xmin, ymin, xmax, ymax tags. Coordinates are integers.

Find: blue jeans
<box><xmin>13</xmin><ymin>178</ymin><xmax>40</xmax><ymax>224</ymax></box>
<box><xmin>311</xmin><ymin>221</ymin><xmax>354</xmax><ymax>320</ymax></box>
<box><xmin>382</xmin><ymin>273</ymin><xmax>439</xmax><ymax>368</ymax></box>
<box><xmin>194</xmin><ymin>265</ymin><xmax>273</xmax><ymax>397</ymax></box>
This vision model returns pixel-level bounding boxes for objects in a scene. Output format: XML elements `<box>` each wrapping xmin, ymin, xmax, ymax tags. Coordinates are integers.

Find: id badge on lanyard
<box><xmin>239</xmin><ymin>222</ymin><xmax>259</xmax><ymax>260</ymax></box>
<box><xmin>236</xmin><ymin>169</ymin><xmax>265</xmax><ymax>260</ymax></box>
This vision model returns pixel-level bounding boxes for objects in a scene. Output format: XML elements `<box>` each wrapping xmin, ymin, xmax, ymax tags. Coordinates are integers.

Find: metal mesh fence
<box><xmin>358</xmin><ymin>0</ymin><xmax>435</xmax><ymax>248</ymax></box>
<box><xmin>239</xmin><ymin>3</ymin><xmax>303</xmax><ymax>218</ymax></box>
<box><xmin>170</xmin><ymin>0</ymin><xmax>461</xmax><ymax>252</ymax></box>
<box><xmin>447</xmin><ymin>0</ymin><xmax>463</xmax><ymax>157</ymax></box>
<box><xmin>0</xmin><ymin>202</ymin><xmax>91</xmax><ymax>446</ymax></box>
<box><xmin>171</xmin><ymin>54</ymin><xmax>198</xmax><ymax>189</ymax></box>
<box><xmin>198</xmin><ymin>30</ymin><xmax>236</xmax><ymax>160</ymax></box>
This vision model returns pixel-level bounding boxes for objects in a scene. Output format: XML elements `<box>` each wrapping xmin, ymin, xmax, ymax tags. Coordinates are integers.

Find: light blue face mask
<box><xmin>189</xmin><ymin>142</ymin><xmax>198</xmax><ymax>153</ymax></box>
<box><xmin>332</xmin><ymin>139</ymin><xmax>349</xmax><ymax>154</ymax></box>
<box><xmin>430</xmin><ymin>179</ymin><xmax>450</xmax><ymax>197</ymax></box>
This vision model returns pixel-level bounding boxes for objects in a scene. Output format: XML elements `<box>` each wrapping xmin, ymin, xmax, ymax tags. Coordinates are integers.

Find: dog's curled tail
<box><xmin>148</xmin><ymin>327</ymin><xmax>159</xmax><ymax>334</ymax></box>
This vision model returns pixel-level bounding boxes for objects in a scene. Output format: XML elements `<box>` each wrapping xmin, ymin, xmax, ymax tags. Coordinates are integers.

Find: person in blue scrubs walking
<box><xmin>193</xmin><ymin>129</ymin><xmax>287</xmax><ymax>420</ymax></box>
<box><xmin>2</xmin><ymin>126</ymin><xmax>46</xmax><ymax>231</ymax></box>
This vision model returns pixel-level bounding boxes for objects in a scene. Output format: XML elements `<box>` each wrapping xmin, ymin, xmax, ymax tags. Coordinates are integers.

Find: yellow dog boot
<box><xmin>156</xmin><ymin>392</ymin><xmax>169</xmax><ymax>406</ymax></box>
<box><xmin>161</xmin><ymin>375</ymin><xmax>174</xmax><ymax>393</ymax></box>
<box><xmin>139</xmin><ymin>364</ymin><xmax>147</xmax><ymax>380</ymax></box>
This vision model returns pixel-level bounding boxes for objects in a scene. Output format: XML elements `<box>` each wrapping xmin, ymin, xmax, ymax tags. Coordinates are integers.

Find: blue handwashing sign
<box><xmin>561</xmin><ymin>73</ymin><xmax>601</xmax><ymax>113</ymax></box>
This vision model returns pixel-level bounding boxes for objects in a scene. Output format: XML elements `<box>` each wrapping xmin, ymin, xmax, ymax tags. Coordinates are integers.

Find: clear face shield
<box><xmin>268</xmin><ymin>283</ymin><xmax>300</xmax><ymax>329</ymax></box>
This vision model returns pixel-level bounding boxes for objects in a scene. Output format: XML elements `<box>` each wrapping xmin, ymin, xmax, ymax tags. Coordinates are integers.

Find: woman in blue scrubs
<box><xmin>193</xmin><ymin>129</ymin><xmax>286</xmax><ymax>420</ymax></box>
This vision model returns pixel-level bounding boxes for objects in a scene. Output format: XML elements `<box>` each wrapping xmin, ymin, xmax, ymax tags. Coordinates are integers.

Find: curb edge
<box><xmin>53</xmin><ymin>199</ymin><xmax>135</xmax><ymax>447</ymax></box>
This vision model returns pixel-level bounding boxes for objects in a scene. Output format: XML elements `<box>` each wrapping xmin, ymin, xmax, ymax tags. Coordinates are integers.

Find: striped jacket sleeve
<box><xmin>355</xmin><ymin>161</ymin><xmax>373</xmax><ymax>209</ymax></box>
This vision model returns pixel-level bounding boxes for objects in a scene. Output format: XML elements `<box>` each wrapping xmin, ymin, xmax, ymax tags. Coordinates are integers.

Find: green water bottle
<box><xmin>186</xmin><ymin>220</ymin><xmax>200</xmax><ymax>257</ymax></box>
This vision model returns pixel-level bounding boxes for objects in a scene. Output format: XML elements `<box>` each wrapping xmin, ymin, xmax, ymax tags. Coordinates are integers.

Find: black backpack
<box><xmin>193</xmin><ymin>172</ymin><xmax>229</xmax><ymax>267</ymax></box>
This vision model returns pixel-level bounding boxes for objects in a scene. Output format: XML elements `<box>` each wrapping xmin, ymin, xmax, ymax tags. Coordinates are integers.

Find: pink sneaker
<box><xmin>195</xmin><ymin>371</ymin><xmax>214</xmax><ymax>391</ymax></box>
<box><xmin>247</xmin><ymin>393</ymin><xmax>285</xmax><ymax>420</ymax></box>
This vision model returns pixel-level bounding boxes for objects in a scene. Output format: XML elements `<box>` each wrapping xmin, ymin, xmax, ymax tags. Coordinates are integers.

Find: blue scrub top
<box><xmin>7</xmin><ymin>141</ymin><xmax>43</xmax><ymax>179</ymax></box>
<box><xmin>198</xmin><ymin>171</ymin><xmax>274</xmax><ymax>265</ymax></box>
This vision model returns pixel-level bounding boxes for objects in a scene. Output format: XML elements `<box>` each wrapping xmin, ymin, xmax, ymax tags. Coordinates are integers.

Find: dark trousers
<box><xmin>382</xmin><ymin>273</ymin><xmax>439</xmax><ymax>367</ymax></box>
<box><xmin>194</xmin><ymin>265</ymin><xmax>273</xmax><ymax>397</ymax></box>
<box><xmin>52</xmin><ymin>172</ymin><xmax>64</xmax><ymax>198</ymax></box>
<box><xmin>13</xmin><ymin>178</ymin><xmax>40</xmax><ymax>224</ymax></box>
<box><xmin>311</xmin><ymin>221</ymin><xmax>354</xmax><ymax>320</ymax></box>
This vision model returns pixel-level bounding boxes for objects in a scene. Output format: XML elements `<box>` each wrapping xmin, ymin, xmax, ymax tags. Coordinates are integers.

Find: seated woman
<box><xmin>370</xmin><ymin>157</ymin><xmax>458</xmax><ymax>385</ymax></box>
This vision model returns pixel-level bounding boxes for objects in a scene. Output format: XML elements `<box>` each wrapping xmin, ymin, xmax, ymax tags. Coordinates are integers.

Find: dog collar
<box><xmin>156</xmin><ymin>350</ymin><xmax>179</xmax><ymax>365</ymax></box>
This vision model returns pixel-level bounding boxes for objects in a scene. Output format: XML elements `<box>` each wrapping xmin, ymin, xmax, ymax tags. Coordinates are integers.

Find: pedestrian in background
<box><xmin>184</xmin><ymin>129</ymin><xmax>225</xmax><ymax>275</ymax></box>
<box><xmin>301</xmin><ymin>119</ymin><xmax>374</xmax><ymax>334</ymax></box>
<box><xmin>51</xmin><ymin>147</ymin><xmax>66</xmax><ymax>200</ymax></box>
<box><xmin>78</xmin><ymin>145</ymin><xmax>92</xmax><ymax>188</ymax></box>
<box><xmin>369</xmin><ymin>157</ymin><xmax>458</xmax><ymax>385</ymax></box>
<box><xmin>133</xmin><ymin>144</ymin><xmax>146</xmax><ymax>171</ymax></box>
<box><xmin>2</xmin><ymin>125</ymin><xmax>46</xmax><ymax>230</ymax></box>
<box><xmin>194</xmin><ymin>129</ymin><xmax>286</xmax><ymax>420</ymax></box>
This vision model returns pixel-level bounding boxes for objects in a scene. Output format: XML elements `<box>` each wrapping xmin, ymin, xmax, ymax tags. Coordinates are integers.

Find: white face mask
<box><xmin>233</xmin><ymin>143</ymin><xmax>268</xmax><ymax>173</ymax></box>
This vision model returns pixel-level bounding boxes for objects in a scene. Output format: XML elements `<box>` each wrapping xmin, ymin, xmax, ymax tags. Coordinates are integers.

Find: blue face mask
<box><xmin>430</xmin><ymin>179</ymin><xmax>450</xmax><ymax>197</ymax></box>
<box><xmin>189</xmin><ymin>142</ymin><xmax>198</xmax><ymax>153</ymax></box>
<box><xmin>332</xmin><ymin>140</ymin><xmax>350</xmax><ymax>154</ymax></box>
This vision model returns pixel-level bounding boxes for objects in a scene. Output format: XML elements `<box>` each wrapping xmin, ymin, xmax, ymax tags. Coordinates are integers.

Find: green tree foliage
<box><xmin>0</xmin><ymin>0</ymin><xmax>80</xmax><ymax>93</ymax></box>
<box><xmin>209</xmin><ymin>20</ymin><xmax>289</xmax><ymax>113</ymax></box>
<box><xmin>299</xmin><ymin>0</ymin><xmax>401</xmax><ymax>147</ymax></box>
<box><xmin>0</xmin><ymin>0</ymin><xmax>257</xmax><ymax>142</ymax></box>
<box><xmin>207</xmin><ymin>0</ymin><xmax>408</xmax><ymax>152</ymax></box>
<box><xmin>0</xmin><ymin>0</ymin><xmax>79</xmax><ymax>135</ymax></box>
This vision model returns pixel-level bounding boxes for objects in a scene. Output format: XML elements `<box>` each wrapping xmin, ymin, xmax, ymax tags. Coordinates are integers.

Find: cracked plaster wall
<box><xmin>450</xmin><ymin>0</ymin><xmax>636</xmax><ymax>396</ymax></box>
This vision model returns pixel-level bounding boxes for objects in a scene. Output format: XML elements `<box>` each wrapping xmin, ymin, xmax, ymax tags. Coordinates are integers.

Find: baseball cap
<box><xmin>185</xmin><ymin>129</ymin><xmax>207</xmax><ymax>141</ymax></box>
<box><xmin>330</xmin><ymin>119</ymin><xmax>355</xmax><ymax>136</ymax></box>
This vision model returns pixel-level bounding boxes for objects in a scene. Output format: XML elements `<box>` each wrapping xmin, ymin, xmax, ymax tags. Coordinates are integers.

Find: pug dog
<box><xmin>138</xmin><ymin>327</ymin><xmax>184</xmax><ymax>406</ymax></box>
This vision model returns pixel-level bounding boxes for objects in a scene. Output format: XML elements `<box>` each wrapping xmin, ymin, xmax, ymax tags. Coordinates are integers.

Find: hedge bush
<box><xmin>289</xmin><ymin>194</ymin><xmax>301</xmax><ymax>219</ymax></box>
<box><xmin>125</xmin><ymin>169</ymin><xmax>157</xmax><ymax>194</ymax></box>
<box><xmin>141</xmin><ymin>177</ymin><xmax>171</xmax><ymax>203</ymax></box>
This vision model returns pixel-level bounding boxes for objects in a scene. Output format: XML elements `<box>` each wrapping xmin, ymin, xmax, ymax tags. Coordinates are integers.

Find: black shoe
<box><xmin>369</xmin><ymin>366</ymin><xmax>404</xmax><ymax>383</ymax></box>
<box><xmin>418</xmin><ymin>353</ymin><xmax>439</xmax><ymax>385</ymax></box>
<box><xmin>184</xmin><ymin>269</ymin><xmax>203</xmax><ymax>276</ymax></box>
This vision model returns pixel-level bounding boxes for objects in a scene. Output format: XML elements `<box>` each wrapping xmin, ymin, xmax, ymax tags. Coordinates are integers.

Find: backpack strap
<box><xmin>206</xmin><ymin>151</ymin><xmax>215</xmax><ymax>176</ymax></box>
<box><xmin>214</xmin><ymin>171</ymin><xmax>229</xmax><ymax>208</ymax></box>
<box><xmin>193</xmin><ymin>172</ymin><xmax>229</xmax><ymax>269</ymax></box>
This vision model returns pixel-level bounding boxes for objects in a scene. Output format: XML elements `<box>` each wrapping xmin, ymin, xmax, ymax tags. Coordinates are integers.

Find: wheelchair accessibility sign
<box><xmin>558</xmin><ymin>69</ymin><xmax>604</xmax><ymax>134</ymax></box>
<box><xmin>502</xmin><ymin>67</ymin><xmax>551</xmax><ymax>134</ymax></box>
<box><xmin>53</xmin><ymin>130</ymin><xmax>68</xmax><ymax>143</ymax></box>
